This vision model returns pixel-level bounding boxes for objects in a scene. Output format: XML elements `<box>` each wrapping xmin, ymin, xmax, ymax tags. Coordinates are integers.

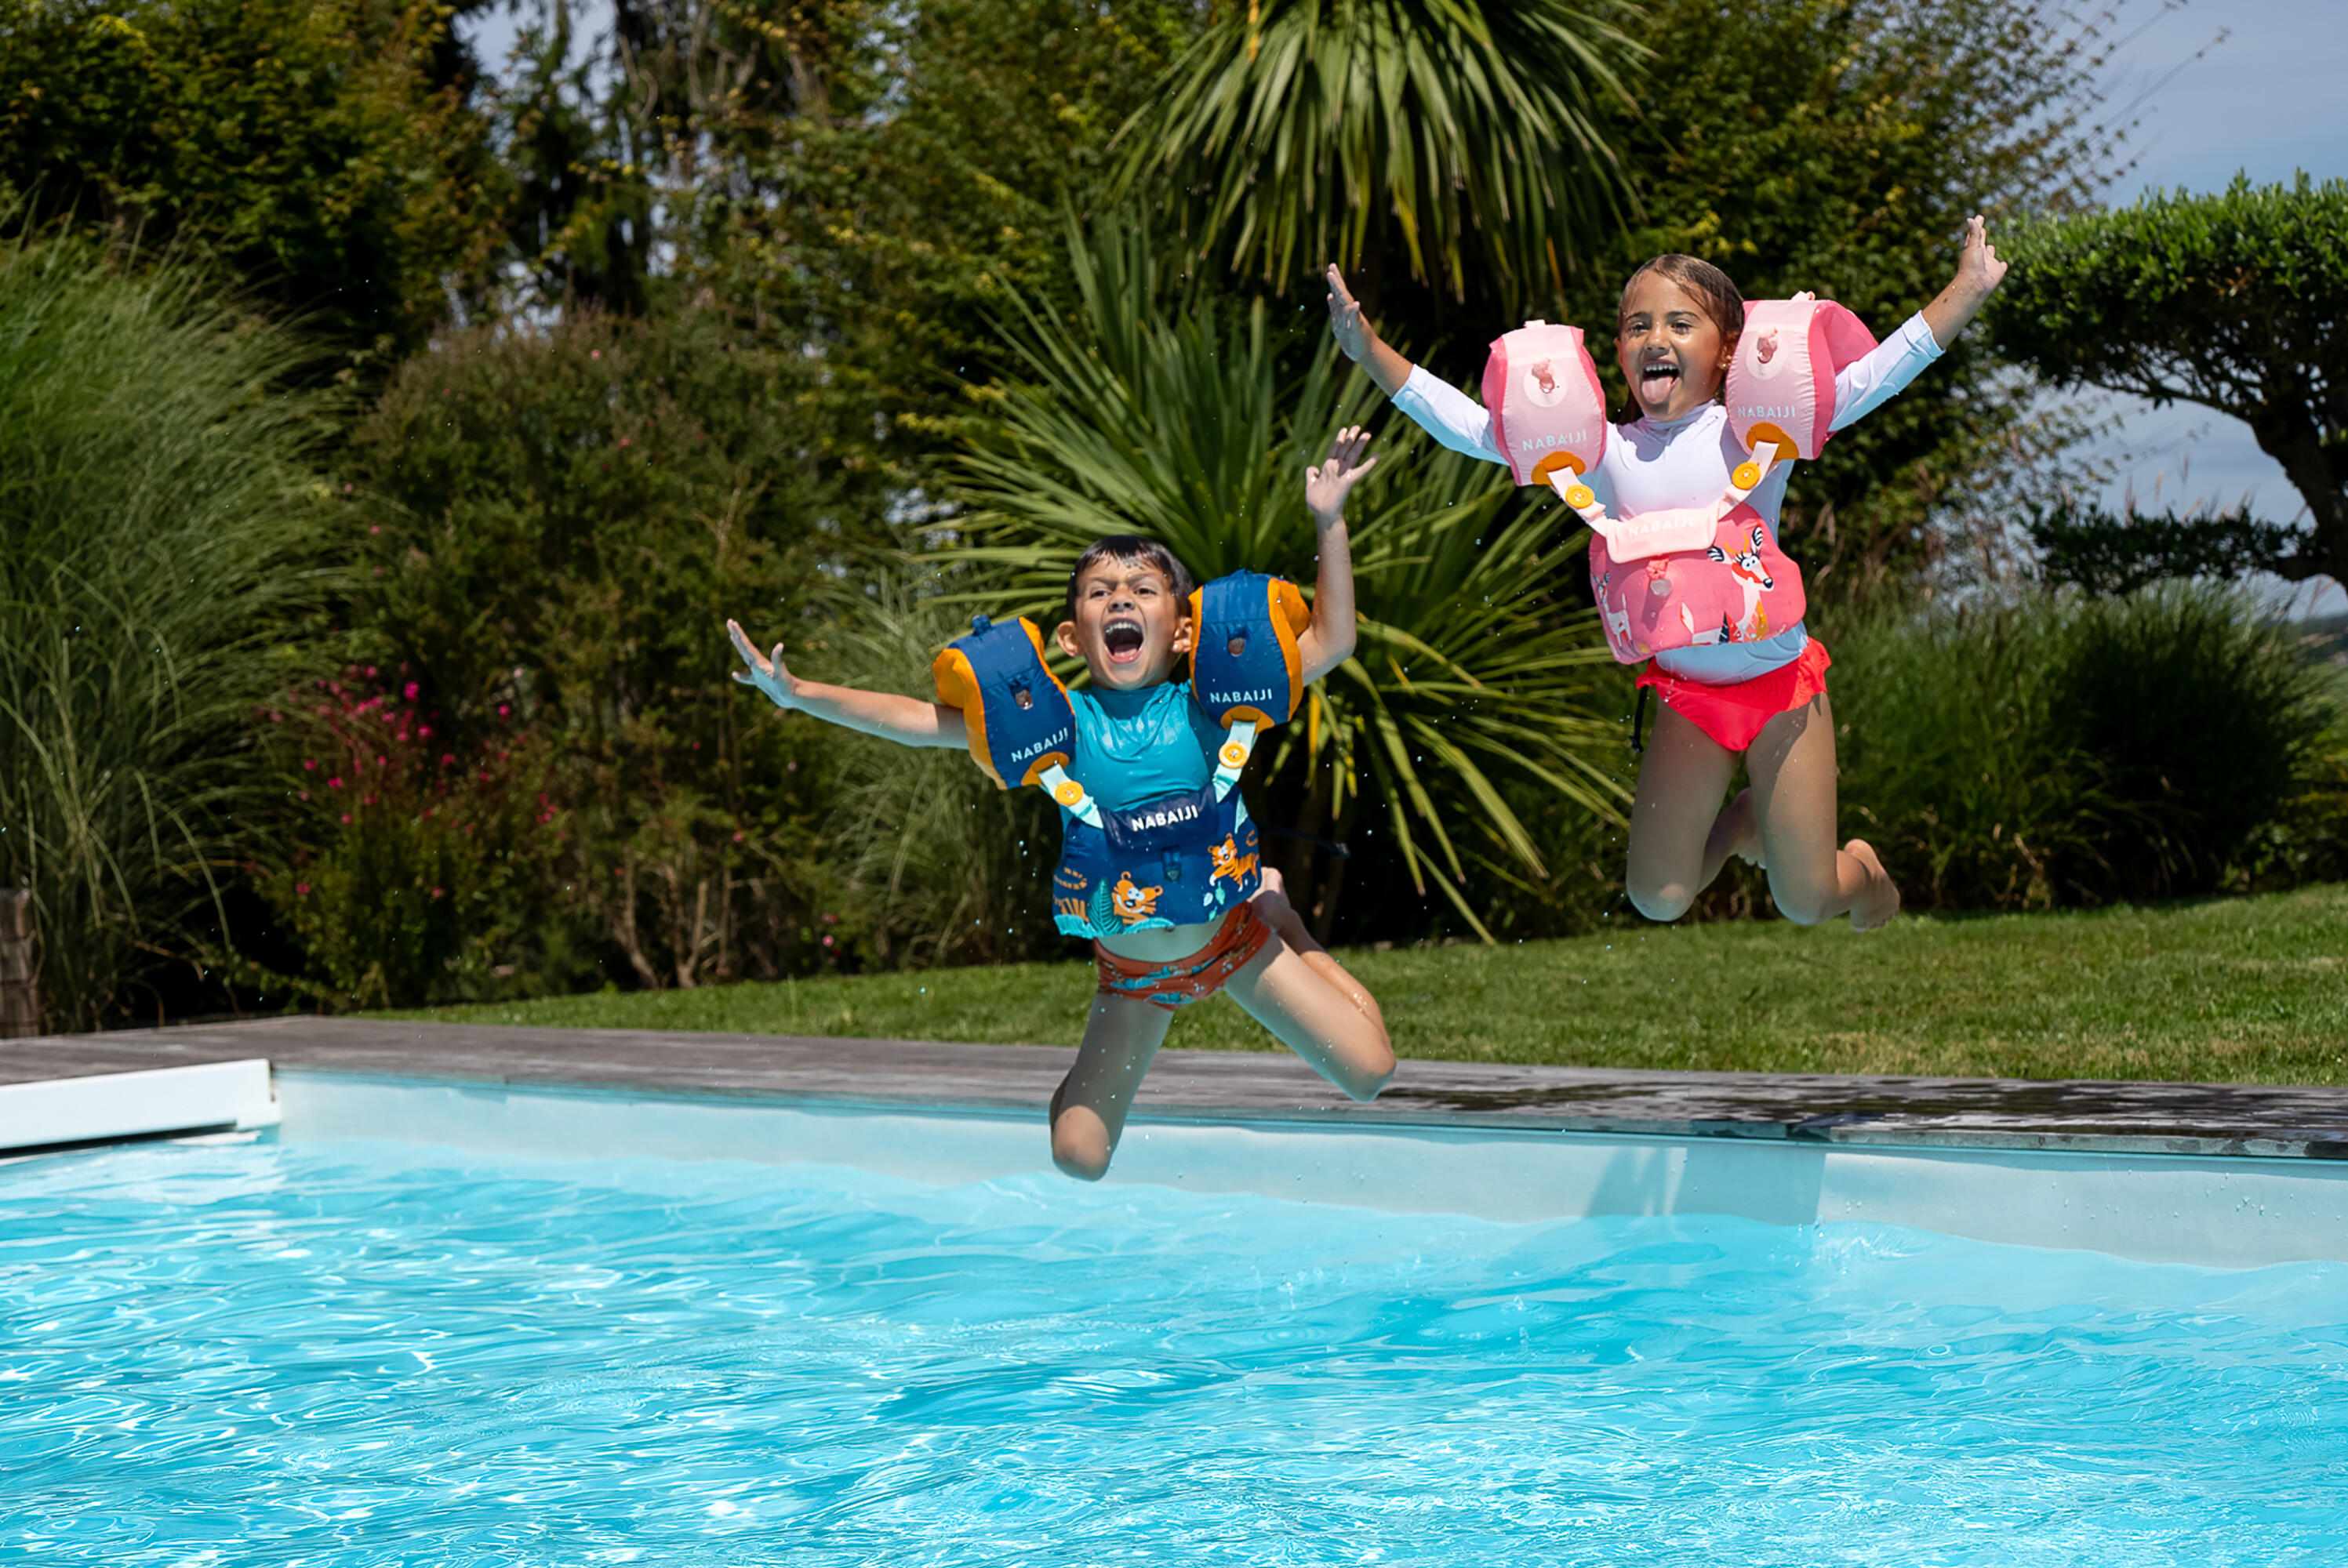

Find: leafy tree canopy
<box><xmin>1992</xmin><ymin>176</ymin><xmax>2348</xmax><ymax>585</ymax></box>
<box><xmin>0</xmin><ymin>0</ymin><xmax>507</xmax><ymax>362</ymax></box>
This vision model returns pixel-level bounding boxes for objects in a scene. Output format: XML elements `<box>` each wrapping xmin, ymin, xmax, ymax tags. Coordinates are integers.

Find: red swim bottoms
<box><xmin>1635</xmin><ymin>638</ymin><xmax>1834</xmax><ymax>753</ymax></box>
<box><xmin>1093</xmin><ymin>901</ymin><xmax>1273</xmax><ymax>1011</ymax></box>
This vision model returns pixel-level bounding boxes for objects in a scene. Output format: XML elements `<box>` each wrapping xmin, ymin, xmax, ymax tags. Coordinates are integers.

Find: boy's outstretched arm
<box><xmin>725</xmin><ymin>619</ymin><xmax>966</xmax><ymax>748</ymax></box>
<box><xmin>1296</xmin><ymin>426</ymin><xmax>1375</xmax><ymax>684</ymax></box>
<box><xmin>1325</xmin><ymin>267</ymin><xmax>1416</xmax><ymax>397</ymax></box>
<box><xmin>1920</xmin><ymin>215</ymin><xmax>2009</xmax><ymax>349</ymax></box>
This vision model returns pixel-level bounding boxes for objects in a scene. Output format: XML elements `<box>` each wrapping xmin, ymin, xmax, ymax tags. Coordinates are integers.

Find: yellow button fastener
<box><xmin>1054</xmin><ymin>780</ymin><xmax>1086</xmax><ymax>807</ymax></box>
<box><xmin>1219</xmin><ymin>741</ymin><xmax>1249</xmax><ymax>768</ymax></box>
<box><xmin>1564</xmin><ymin>483</ymin><xmax>1596</xmax><ymax>510</ymax></box>
<box><xmin>1732</xmin><ymin>461</ymin><xmax>1761</xmax><ymax>491</ymax></box>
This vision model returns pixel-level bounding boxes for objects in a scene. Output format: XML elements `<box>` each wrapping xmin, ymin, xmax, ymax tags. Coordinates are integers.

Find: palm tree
<box><xmin>1111</xmin><ymin>0</ymin><xmax>1643</xmax><ymax>314</ymax></box>
<box><xmin>950</xmin><ymin>216</ymin><xmax>1628</xmax><ymax>939</ymax></box>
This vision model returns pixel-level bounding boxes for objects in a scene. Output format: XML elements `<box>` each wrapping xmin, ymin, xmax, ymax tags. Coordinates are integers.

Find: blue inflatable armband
<box><xmin>932</xmin><ymin>615</ymin><xmax>1087</xmax><ymax>812</ymax></box>
<box><xmin>1187</xmin><ymin>571</ymin><xmax>1310</xmax><ymax>795</ymax></box>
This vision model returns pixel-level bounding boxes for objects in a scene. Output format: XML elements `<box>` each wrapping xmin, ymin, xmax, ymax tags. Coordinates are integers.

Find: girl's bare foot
<box><xmin>1843</xmin><ymin>839</ymin><xmax>1901</xmax><ymax>931</ymax></box>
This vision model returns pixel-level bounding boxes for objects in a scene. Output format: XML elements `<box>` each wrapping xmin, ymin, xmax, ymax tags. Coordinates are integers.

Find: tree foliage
<box><xmin>311</xmin><ymin>308</ymin><xmax>878</xmax><ymax>999</ymax></box>
<box><xmin>2023</xmin><ymin>495</ymin><xmax>2299</xmax><ymax>597</ymax></box>
<box><xmin>0</xmin><ymin>0</ymin><xmax>507</xmax><ymax>361</ymax></box>
<box><xmin>1113</xmin><ymin>0</ymin><xmax>1641</xmax><ymax>314</ymax></box>
<box><xmin>1992</xmin><ymin>176</ymin><xmax>2348</xmax><ymax>584</ymax></box>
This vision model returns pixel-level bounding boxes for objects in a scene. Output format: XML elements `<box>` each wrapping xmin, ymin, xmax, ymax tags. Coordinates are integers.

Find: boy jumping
<box><xmin>726</xmin><ymin>429</ymin><xmax>1396</xmax><ymax>1179</ymax></box>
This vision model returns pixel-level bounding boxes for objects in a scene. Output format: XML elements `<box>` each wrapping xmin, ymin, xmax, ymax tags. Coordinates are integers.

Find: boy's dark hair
<box><xmin>1618</xmin><ymin>253</ymin><xmax>1745</xmax><ymax>349</ymax></box>
<box><xmin>1062</xmin><ymin>535</ymin><xmax>1196</xmax><ymax>625</ymax></box>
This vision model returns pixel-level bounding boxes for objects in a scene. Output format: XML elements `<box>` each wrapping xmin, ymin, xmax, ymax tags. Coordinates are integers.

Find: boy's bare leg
<box><xmin>1625</xmin><ymin>703</ymin><xmax>1741</xmax><ymax>920</ymax></box>
<box><xmin>1249</xmin><ymin>869</ymin><xmax>1387</xmax><ymax>1036</ymax></box>
<box><xmin>1051</xmin><ymin>990</ymin><xmax>1176</xmax><ymax>1181</ymax></box>
<box><xmin>1221</xmin><ymin>924</ymin><xmax>1395</xmax><ymax>1104</ymax></box>
<box><xmin>1744</xmin><ymin>691</ymin><xmax>1900</xmax><ymax>931</ymax></box>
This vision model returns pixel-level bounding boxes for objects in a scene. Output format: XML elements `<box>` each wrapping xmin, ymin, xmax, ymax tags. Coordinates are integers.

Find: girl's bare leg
<box><xmin>1625</xmin><ymin>703</ymin><xmax>1741</xmax><ymax>921</ymax></box>
<box><xmin>1222</xmin><ymin>897</ymin><xmax>1395</xmax><ymax>1103</ymax></box>
<box><xmin>1250</xmin><ymin>869</ymin><xmax>1387</xmax><ymax>1036</ymax></box>
<box><xmin>1744</xmin><ymin>690</ymin><xmax>1900</xmax><ymax>930</ymax></box>
<box><xmin>1050</xmin><ymin>991</ymin><xmax>1176</xmax><ymax>1181</ymax></box>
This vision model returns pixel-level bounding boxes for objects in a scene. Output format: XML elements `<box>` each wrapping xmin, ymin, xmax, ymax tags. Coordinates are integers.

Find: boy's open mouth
<box><xmin>1637</xmin><ymin>354</ymin><xmax>1681</xmax><ymax>405</ymax></box>
<box><xmin>1103</xmin><ymin>619</ymin><xmax>1146</xmax><ymax>664</ymax></box>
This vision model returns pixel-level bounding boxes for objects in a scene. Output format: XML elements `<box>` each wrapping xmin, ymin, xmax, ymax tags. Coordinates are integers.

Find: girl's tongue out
<box><xmin>1638</xmin><ymin>357</ymin><xmax>1681</xmax><ymax>405</ymax></box>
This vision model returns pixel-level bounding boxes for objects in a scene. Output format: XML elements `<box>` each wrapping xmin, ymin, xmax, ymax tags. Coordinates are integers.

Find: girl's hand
<box><xmin>1325</xmin><ymin>266</ymin><xmax>1375</xmax><ymax>364</ymax></box>
<box><xmin>1306</xmin><ymin>426</ymin><xmax>1377</xmax><ymax>525</ymax></box>
<box><xmin>1922</xmin><ymin>215</ymin><xmax>2010</xmax><ymax>348</ymax></box>
<box><xmin>1955</xmin><ymin>214</ymin><xmax>2008</xmax><ymax>300</ymax></box>
<box><xmin>727</xmin><ymin>619</ymin><xmax>798</xmax><ymax>710</ymax></box>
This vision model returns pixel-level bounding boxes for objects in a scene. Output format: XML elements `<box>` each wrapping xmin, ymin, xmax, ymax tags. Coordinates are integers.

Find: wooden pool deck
<box><xmin>5</xmin><ymin>1015</ymin><xmax>2346</xmax><ymax>1162</ymax></box>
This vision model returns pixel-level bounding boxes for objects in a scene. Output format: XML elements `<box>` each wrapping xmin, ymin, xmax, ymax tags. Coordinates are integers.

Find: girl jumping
<box><xmin>1327</xmin><ymin>219</ymin><xmax>2009</xmax><ymax>929</ymax></box>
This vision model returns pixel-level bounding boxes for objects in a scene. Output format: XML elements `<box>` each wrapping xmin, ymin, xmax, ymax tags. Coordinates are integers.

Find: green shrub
<box><xmin>0</xmin><ymin>235</ymin><xmax>329</xmax><ymax>1030</ymax></box>
<box><xmin>256</xmin><ymin>665</ymin><xmax>564</xmax><ymax>1009</ymax></box>
<box><xmin>275</xmin><ymin>307</ymin><xmax>893</xmax><ymax>1002</ymax></box>
<box><xmin>1833</xmin><ymin>587</ymin><xmax>2330</xmax><ymax>910</ymax></box>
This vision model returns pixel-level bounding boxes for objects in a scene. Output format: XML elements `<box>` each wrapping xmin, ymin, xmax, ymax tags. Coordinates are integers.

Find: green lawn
<box><xmin>382</xmin><ymin>884</ymin><xmax>2348</xmax><ymax>1085</ymax></box>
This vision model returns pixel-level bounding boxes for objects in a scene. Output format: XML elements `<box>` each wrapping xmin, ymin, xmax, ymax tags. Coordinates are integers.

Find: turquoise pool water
<box><xmin>4</xmin><ymin>1138</ymin><xmax>2345</xmax><ymax>1566</ymax></box>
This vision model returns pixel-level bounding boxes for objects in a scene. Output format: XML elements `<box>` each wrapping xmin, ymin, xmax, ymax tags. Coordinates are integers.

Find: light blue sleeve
<box><xmin>1828</xmin><ymin>312</ymin><xmax>1943</xmax><ymax>432</ymax></box>
<box><xmin>1391</xmin><ymin>366</ymin><xmax>1508</xmax><ymax>465</ymax></box>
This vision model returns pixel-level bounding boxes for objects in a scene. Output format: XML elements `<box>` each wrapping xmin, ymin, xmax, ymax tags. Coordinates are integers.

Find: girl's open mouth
<box><xmin>1638</xmin><ymin>358</ymin><xmax>1681</xmax><ymax>405</ymax></box>
<box><xmin>1103</xmin><ymin>620</ymin><xmax>1146</xmax><ymax>663</ymax></box>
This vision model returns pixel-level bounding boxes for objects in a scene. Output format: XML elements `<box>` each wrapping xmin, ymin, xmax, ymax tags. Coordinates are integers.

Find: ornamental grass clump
<box><xmin>0</xmin><ymin>234</ymin><xmax>329</xmax><ymax>1031</ymax></box>
<box><xmin>1832</xmin><ymin>586</ymin><xmax>2329</xmax><ymax>910</ymax></box>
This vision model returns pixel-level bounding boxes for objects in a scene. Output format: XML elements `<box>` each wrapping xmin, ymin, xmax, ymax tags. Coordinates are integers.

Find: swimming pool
<box><xmin>6</xmin><ymin>1134</ymin><xmax>2344</xmax><ymax>1565</ymax></box>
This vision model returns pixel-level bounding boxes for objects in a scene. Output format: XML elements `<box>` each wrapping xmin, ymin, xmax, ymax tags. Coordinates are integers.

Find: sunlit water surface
<box><xmin>4</xmin><ymin>1138</ymin><xmax>2345</xmax><ymax>1566</ymax></box>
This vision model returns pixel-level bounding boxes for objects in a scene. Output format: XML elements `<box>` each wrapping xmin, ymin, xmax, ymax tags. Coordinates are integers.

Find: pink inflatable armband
<box><xmin>1725</xmin><ymin>294</ymin><xmax>1877</xmax><ymax>465</ymax></box>
<box><xmin>1482</xmin><ymin>320</ymin><xmax>1608</xmax><ymax>495</ymax></box>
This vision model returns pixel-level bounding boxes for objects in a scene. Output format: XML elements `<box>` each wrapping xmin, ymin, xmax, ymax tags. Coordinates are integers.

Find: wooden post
<box><xmin>0</xmin><ymin>890</ymin><xmax>38</xmax><ymax>1040</ymax></box>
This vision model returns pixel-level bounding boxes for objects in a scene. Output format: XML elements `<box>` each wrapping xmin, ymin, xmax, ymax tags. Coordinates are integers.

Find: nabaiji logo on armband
<box><xmin>1207</xmin><ymin>687</ymin><xmax>1276</xmax><ymax>706</ymax></box>
<box><xmin>1514</xmin><ymin>429</ymin><xmax>1595</xmax><ymax>455</ymax></box>
<box><xmin>1008</xmin><ymin>727</ymin><xmax>1071</xmax><ymax>764</ymax></box>
<box><xmin>1733</xmin><ymin>401</ymin><xmax>1801</xmax><ymax>419</ymax></box>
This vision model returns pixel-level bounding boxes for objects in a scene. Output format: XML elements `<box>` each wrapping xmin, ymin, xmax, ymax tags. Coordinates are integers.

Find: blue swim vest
<box><xmin>932</xmin><ymin>570</ymin><xmax>1310</xmax><ymax>938</ymax></box>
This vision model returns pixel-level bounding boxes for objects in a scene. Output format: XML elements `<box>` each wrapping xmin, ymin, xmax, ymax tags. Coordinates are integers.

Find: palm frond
<box><xmin>1110</xmin><ymin>0</ymin><xmax>1645</xmax><ymax>306</ymax></box>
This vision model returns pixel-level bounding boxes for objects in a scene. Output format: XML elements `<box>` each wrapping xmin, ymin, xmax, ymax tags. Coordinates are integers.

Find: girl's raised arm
<box><xmin>1920</xmin><ymin>215</ymin><xmax>2009</xmax><ymax>349</ymax></box>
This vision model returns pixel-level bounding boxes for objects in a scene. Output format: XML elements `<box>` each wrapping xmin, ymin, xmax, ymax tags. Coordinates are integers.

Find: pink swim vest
<box><xmin>1478</xmin><ymin>298</ymin><xmax>1878</xmax><ymax>666</ymax></box>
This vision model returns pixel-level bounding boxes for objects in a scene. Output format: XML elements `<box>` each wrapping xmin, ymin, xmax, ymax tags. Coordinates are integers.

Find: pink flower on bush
<box><xmin>404</xmin><ymin>682</ymin><xmax>419</xmax><ymax>701</ymax></box>
<box><xmin>303</xmin><ymin>759</ymin><xmax>318</xmax><ymax>771</ymax></box>
<box><xmin>295</xmin><ymin>884</ymin><xmax>311</xmax><ymax>895</ymax></box>
<box><xmin>442</xmin><ymin>753</ymin><xmax>454</xmax><ymax>766</ymax></box>
<box><xmin>328</xmin><ymin>777</ymin><xmax>343</xmax><ymax>789</ymax></box>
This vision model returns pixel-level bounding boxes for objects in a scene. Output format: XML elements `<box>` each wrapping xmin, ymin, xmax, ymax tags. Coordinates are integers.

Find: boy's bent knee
<box><xmin>1052</xmin><ymin>1145</ymin><xmax>1110</xmax><ymax>1182</ymax></box>
<box><xmin>1334</xmin><ymin>1049</ymin><xmax>1396</xmax><ymax>1102</ymax></box>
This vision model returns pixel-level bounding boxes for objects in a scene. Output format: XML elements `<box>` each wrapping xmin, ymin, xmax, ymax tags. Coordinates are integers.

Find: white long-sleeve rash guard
<box><xmin>1393</xmin><ymin>311</ymin><xmax>1945</xmax><ymax>684</ymax></box>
